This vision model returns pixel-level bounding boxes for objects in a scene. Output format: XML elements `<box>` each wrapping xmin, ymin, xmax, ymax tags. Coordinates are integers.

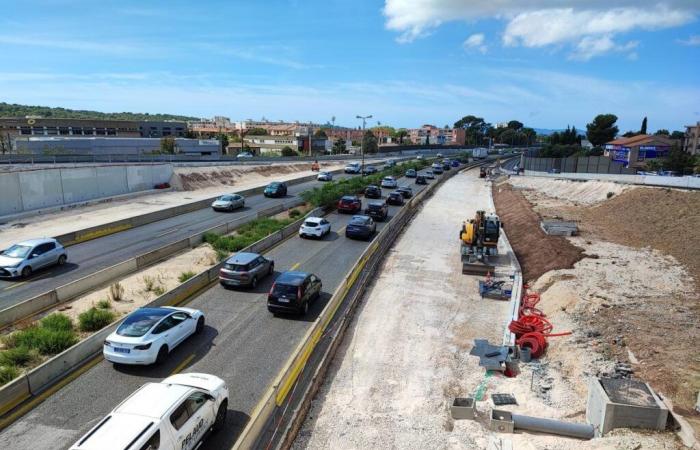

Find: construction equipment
<box><xmin>460</xmin><ymin>210</ymin><xmax>501</xmax><ymax>275</ymax></box>
<box><xmin>479</xmin><ymin>167</ymin><xmax>487</xmax><ymax>178</ymax></box>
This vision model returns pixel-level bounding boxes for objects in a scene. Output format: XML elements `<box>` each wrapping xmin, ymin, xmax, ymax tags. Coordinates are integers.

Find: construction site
<box><xmin>291</xmin><ymin>162</ymin><xmax>699</xmax><ymax>450</ymax></box>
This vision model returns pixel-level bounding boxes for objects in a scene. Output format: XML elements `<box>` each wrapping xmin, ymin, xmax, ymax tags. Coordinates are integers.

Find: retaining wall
<box><xmin>523</xmin><ymin>170</ymin><xmax>700</xmax><ymax>190</ymax></box>
<box><xmin>0</xmin><ymin>164</ymin><xmax>174</xmax><ymax>216</ymax></box>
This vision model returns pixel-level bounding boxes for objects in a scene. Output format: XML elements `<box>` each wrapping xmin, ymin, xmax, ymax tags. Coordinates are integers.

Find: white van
<box><xmin>70</xmin><ymin>373</ymin><xmax>228</xmax><ymax>450</ymax></box>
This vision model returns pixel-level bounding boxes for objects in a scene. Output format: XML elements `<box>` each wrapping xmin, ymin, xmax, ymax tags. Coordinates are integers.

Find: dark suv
<box><xmin>337</xmin><ymin>195</ymin><xmax>362</xmax><ymax>214</ymax></box>
<box><xmin>364</xmin><ymin>201</ymin><xmax>388</xmax><ymax>221</ymax></box>
<box><xmin>264</xmin><ymin>182</ymin><xmax>287</xmax><ymax>198</ymax></box>
<box><xmin>364</xmin><ymin>185</ymin><xmax>382</xmax><ymax>199</ymax></box>
<box><xmin>387</xmin><ymin>191</ymin><xmax>404</xmax><ymax>206</ymax></box>
<box><xmin>267</xmin><ymin>271</ymin><xmax>322</xmax><ymax>315</ymax></box>
<box><xmin>219</xmin><ymin>252</ymin><xmax>274</xmax><ymax>288</ymax></box>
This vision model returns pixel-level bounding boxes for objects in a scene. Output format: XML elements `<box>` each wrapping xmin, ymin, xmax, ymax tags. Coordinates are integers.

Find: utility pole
<box><xmin>356</xmin><ymin>114</ymin><xmax>372</xmax><ymax>176</ymax></box>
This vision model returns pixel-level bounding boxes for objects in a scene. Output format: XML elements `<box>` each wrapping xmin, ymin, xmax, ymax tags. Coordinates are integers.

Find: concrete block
<box><xmin>60</xmin><ymin>166</ymin><xmax>99</xmax><ymax>203</ymax></box>
<box><xmin>587</xmin><ymin>377</ymin><xmax>669</xmax><ymax>436</ymax></box>
<box><xmin>55</xmin><ymin>259</ymin><xmax>137</xmax><ymax>302</ymax></box>
<box><xmin>0</xmin><ymin>375</ymin><xmax>30</xmax><ymax>416</ymax></box>
<box><xmin>0</xmin><ymin>172</ymin><xmax>23</xmax><ymax>215</ymax></box>
<box><xmin>0</xmin><ymin>290</ymin><xmax>60</xmax><ymax>328</ymax></box>
<box><xmin>491</xmin><ymin>409</ymin><xmax>515</xmax><ymax>433</ymax></box>
<box><xmin>95</xmin><ymin>166</ymin><xmax>129</xmax><ymax>197</ymax></box>
<box><xmin>126</xmin><ymin>165</ymin><xmax>154</xmax><ymax>192</ymax></box>
<box><xmin>451</xmin><ymin>397</ymin><xmax>476</xmax><ymax>420</ymax></box>
<box><xmin>135</xmin><ymin>239</ymin><xmax>189</xmax><ymax>268</ymax></box>
<box><xmin>18</xmin><ymin>169</ymin><xmax>64</xmax><ymax>210</ymax></box>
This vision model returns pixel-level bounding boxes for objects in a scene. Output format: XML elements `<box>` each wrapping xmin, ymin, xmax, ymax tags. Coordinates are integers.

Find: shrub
<box><xmin>0</xmin><ymin>346</ymin><xmax>34</xmax><ymax>367</ymax></box>
<box><xmin>606</xmin><ymin>191</ymin><xmax>614</xmax><ymax>199</ymax></box>
<box><xmin>0</xmin><ymin>365</ymin><xmax>19</xmax><ymax>384</ymax></box>
<box><xmin>143</xmin><ymin>275</ymin><xmax>156</xmax><ymax>292</ymax></box>
<box><xmin>40</xmin><ymin>313</ymin><xmax>73</xmax><ymax>332</ymax></box>
<box><xmin>152</xmin><ymin>285</ymin><xmax>166</xmax><ymax>296</ymax></box>
<box><xmin>109</xmin><ymin>282</ymin><xmax>125</xmax><ymax>302</ymax></box>
<box><xmin>78</xmin><ymin>307</ymin><xmax>116</xmax><ymax>332</ymax></box>
<box><xmin>204</xmin><ymin>217</ymin><xmax>294</xmax><ymax>254</ymax></box>
<box><xmin>289</xmin><ymin>209</ymin><xmax>302</xmax><ymax>218</ymax></box>
<box><xmin>178</xmin><ymin>271</ymin><xmax>196</xmax><ymax>283</ymax></box>
<box><xmin>215</xmin><ymin>249</ymin><xmax>229</xmax><ymax>262</ymax></box>
<box><xmin>11</xmin><ymin>327</ymin><xmax>77</xmax><ymax>355</ymax></box>
<box><xmin>96</xmin><ymin>299</ymin><xmax>112</xmax><ymax>309</ymax></box>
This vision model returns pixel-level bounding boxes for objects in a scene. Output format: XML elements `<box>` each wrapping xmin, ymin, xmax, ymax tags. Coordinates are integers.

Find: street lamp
<box><xmin>356</xmin><ymin>114</ymin><xmax>372</xmax><ymax>176</ymax></box>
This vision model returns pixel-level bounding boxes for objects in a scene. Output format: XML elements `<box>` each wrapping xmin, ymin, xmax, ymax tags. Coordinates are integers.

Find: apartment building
<box><xmin>684</xmin><ymin>121</ymin><xmax>700</xmax><ymax>155</ymax></box>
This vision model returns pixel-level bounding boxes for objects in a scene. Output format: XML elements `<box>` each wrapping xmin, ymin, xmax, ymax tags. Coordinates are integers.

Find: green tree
<box><xmin>246</xmin><ymin>127</ymin><xmax>268</xmax><ymax>136</ymax></box>
<box><xmin>454</xmin><ymin>115</ymin><xmax>488</xmax><ymax>145</ymax></box>
<box><xmin>281</xmin><ymin>146</ymin><xmax>297</xmax><ymax>157</ymax></box>
<box><xmin>586</xmin><ymin>114</ymin><xmax>619</xmax><ymax>146</ymax></box>
<box><xmin>670</xmin><ymin>131</ymin><xmax>685</xmax><ymax>140</ymax></box>
<box><xmin>521</xmin><ymin>127</ymin><xmax>536</xmax><ymax>146</ymax></box>
<box><xmin>622</xmin><ymin>130</ymin><xmax>639</xmax><ymax>138</ymax></box>
<box><xmin>662</xmin><ymin>143</ymin><xmax>696</xmax><ymax>174</ymax></box>
<box><xmin>160</xmin><ymin>136</ymin><xmax>177</xmax><ymax>154</ymax></box>
<box><xmin>640</xmin><ymin>116</ymin><xmax>648</xmax><ymax>134</ymax></box>
<box><xmin>507</xmin><ymin>120</ymin><xmax>524</xmax><ymax>130</ymax></box>
<box><xmin>654</xmin><ymin>129</ymin><xmax>670</xmax><ymax>136</ymax></box>
<box><xmin>314</xmin><ymin>129</ymin><xmax>328</xmax><ymax>138</ymax></box>
<box><xmin>332</xmin><ymin>137</ymin><xmax>346</xmax><ymax>154</ymax></box>
<box><xmin>216</xmin><ymin>132</ymin><xmax>229</xmax><ymax>152</ymax></box>
<box><xmin>394</xmin><ymin>129</ymin><xmax>409</xmax><ymax>145</ymax></box>
<box><xmin>361</xmin><ymin>130</ymin><xmax>378</xmax><ymax>154</ymax></box>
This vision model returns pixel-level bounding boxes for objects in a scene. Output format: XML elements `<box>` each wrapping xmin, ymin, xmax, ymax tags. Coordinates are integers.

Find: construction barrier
<box><xmin>232</xmin><ymin>161</ymin><xmax>488</xmax><ymax>450</ymax></box>
<box><xmin>0</xmin><ymin>207</ymin><xmax>323</xmax><ymax>423</ymax></box>
<box><xmin>523</xmin><ymin>170</ymin><xmax>700</xmax><ymax>190</ymax></box>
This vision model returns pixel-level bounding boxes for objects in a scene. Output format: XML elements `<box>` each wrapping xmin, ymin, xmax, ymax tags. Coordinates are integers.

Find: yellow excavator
<box><xmin>460</xmin><ymin>210</ymin><xmax>501</xmax><ymax>275</ymax></box>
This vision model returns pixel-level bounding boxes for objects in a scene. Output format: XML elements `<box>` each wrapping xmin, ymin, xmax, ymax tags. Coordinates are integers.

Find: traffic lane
<box><xmin>0</xmin><ymin>209</ymin><xmax>375</xmax><ymax>450</ymax></box>
<box><xmin>0</xmin><ymin>172</ymin><xmax>364</xmax><ymax>307</ymax></box>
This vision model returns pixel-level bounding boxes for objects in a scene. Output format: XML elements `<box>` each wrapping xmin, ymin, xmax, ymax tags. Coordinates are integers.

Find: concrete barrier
<box><xmin>55</xmin><ymin>259</ymin><xmax>138</xmax><ymax>302</ymax></box>
<box><xmin>0</xmin><ymin>376</ymin><xmax>31</xmax><ymax>417</ymax></box>
<box><xmin>0</xmin><ymin>172</ymin><xmax>23</xmax><ymax>216</ymax></box>
<box><xmin>0</xmin><ymin>291</ymin><xmax>59</xmax><ymax>329</ymax></box>
<box><xmin>523</xmin><ymin>170</ymin><xmax>700</xmax><ymax>190</ymax></box>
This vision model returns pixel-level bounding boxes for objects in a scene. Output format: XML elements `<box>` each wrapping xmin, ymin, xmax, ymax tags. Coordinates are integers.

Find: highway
<box><xmin>0</xmin><ymin>170</ymin><xmax>373</xmax><ymax>310</ymax></box>
<box><xmin>0</xmin><ymin>170</ymin><xmax>437</xmax><ymax>450</ymax></box>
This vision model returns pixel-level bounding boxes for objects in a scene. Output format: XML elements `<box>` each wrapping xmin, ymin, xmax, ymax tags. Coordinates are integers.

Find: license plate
<box><xmin>278</xmin><ymin>298</ymin><xmax>290</xmax><ymax>303</ymax></box>
<box><xmin>114</xmin><ymin>347</ymin><xmax>130</xmax><ymax>354</ymax></box>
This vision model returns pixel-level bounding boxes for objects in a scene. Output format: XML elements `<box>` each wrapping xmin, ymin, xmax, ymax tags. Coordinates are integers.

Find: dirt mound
<box><xmin>581</xmin><ymin>187</ymin><xmax>700</xmax><ymax>290</ymax></box>
<box><xmin>492</xmin><ymin>181</ymin><xmax>585</xmax><ymax>283</ymax></box>
<box><xmin>509</xmin><ymin>176</ymin><xmax>633</xmax><ymax>205</ymax></box>
<box><xmin>175</xmin><ymin>163</ymin><xmax>313</xmax><ymax>191</ymax></box>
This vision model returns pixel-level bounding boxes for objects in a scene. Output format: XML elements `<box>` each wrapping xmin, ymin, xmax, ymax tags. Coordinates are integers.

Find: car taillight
<box><xmin>134</xmin><ymin>343</ymin><xmax>152</xmax><ymax>350</ymax></box>
<box><xmin>269</xmin><ymin>283</ymin><xmax>275</xmax><ymax>296</ymax></box>
<box><xmin>298</xmin><ymin>287</ymin><xmax>302</xmax><ymax>299</ymax></box>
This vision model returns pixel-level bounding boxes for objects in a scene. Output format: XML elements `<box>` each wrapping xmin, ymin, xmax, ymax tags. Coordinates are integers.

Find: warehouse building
<box><xmin>14</xmin><ymin>137</ymin><xmax>220</xmax><ymax>156</ymax></box>
<box><xmin>0</xmin><ymin>117</ymin><xmax>187</xmax><ymax>141</ymax></box>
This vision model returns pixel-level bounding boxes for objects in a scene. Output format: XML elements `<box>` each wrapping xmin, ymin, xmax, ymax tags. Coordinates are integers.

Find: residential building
<box><xmin>239</xmin><ymin>135</ymin><xmax>301</xmax><ymax>156</ymax></box>
<box><xmin>684</xmin><ymin>121</ymin><xmax>700</xmax><ymax>155</ymax></box>
<box><xmin>188</xmin><ymin>116</ymin><xmax>237</xmax><ymax>135</ymax></box>
<box><xmin>604</xmin><ymin>134</ymin><xmax>673</xmax><ymax>168</ymax></box>
<box><xmin>0</xmin><ymin>117</ymin><xmax>187</xmax><ymax>141</ymax></box>
<box><xmin>409</xmin><ymin>125</ymin><xmax>460</xmax><ymax>145</ymax></box>
<box><xmin>14</xmin><ymin>137</ymin><xmax>220</xmax><ymax>156</ymax></box>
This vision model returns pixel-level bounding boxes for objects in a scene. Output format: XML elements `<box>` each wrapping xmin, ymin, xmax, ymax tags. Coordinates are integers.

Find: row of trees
<box><xmin>452</xmin><ymin>116</ymin><xmax>537</xmax><ymax>146</ymax></box>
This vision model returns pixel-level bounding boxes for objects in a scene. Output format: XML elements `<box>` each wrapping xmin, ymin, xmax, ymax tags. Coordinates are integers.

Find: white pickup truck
<box><xmin>70</xmin><ymin>373</ymin><xmax>228</xmax><ymax>450</ymax></box>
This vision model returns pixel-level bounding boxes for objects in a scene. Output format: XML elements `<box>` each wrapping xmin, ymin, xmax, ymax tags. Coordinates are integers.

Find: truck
<box><xmin>472</xmin><ymin>148</ymin><xmax>488</xmax><ymax>159</ymax></box>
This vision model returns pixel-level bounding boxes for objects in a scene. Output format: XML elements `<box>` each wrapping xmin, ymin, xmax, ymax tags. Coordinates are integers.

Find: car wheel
<box><xmin>57</xmin><ymin>255</ymin><xmax>67</xmax><ymax>266</ymax></box>
<box><xmin>21</xmin><ymin>266</ymin><xmax>32</xmax><ymax>278</ymax></box>
<box><xmin>251</xmin><ymin>276</ymin><xmax>258</xmax><ymax>288</ymax></box>
<box><xmin>155</xmin><ymin>345</ymin><xmax>169</xmax><ymax>365</ymax></box>
<box><xmin>213</xmin><ymin>400</ymin><xmax>228</xmax><ymax>432</ymax></box>
<box><xmin>301</xmin><ymin>301</ymin><xmax>309</xmax><ymax>315</ymax></box>
<box><xmin>196</xmin><ymin>316</ymin><xmax>205</xmax><ymax>334</ymax></box>
<box><xmin>268</xmin><ymin>263</ymin><xmax>274</xmax><ymax>275</ymax></box>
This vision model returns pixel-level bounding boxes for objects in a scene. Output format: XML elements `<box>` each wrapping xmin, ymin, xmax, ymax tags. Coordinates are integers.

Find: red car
<box><xmin>337</xmin><ymin>195</ymin><xmax>362</xmax><ymax>214</ymax></box>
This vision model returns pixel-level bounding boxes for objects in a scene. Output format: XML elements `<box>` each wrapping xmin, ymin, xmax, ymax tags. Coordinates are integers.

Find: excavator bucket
<box><xmin>461</xmin><ymin>255</ymin><xmax>495</xmax><ymax>275</ymax></box>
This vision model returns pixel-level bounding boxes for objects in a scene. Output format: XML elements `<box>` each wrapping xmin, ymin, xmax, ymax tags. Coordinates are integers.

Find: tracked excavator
<box><xmin>460</xmin><ymin>210</ymin><xmax>501</xmax><ymax>275</ymax></box>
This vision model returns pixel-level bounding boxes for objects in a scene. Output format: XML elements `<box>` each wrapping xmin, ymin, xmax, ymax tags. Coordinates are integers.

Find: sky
<box><xmin>0</xmin><ymin>0</ymin><xmax>699</xmax><ymax>132</ymax></box>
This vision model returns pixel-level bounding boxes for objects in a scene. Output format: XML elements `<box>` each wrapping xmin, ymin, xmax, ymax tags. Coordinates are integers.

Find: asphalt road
<box><xmin>0</xmin><ymin>169</ymin><xmax>382</xmax><ymax>309</ymax></box>
<box><xmin>0</xmin><ymin>170</ymin><xmax>437</xmax><ymax>450</ymax></box>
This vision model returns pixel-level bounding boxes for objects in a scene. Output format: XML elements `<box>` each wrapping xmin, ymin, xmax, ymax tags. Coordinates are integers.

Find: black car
<box><xmin>415</xmin><ymin>175</ymin><xmax>427</xmax><ymax>185</ymax></box>
<box><xmin>345</xmin><ymin>215</ymin><xmax>376</xmax><ymax>240</ymax></box>
<box><xmin>387</xmin><ymin>191</ymin><xmax>404</xmax><ymax>205</ymax></box>
<box><xmin>364</xmin><ymin>185</ymin><xmax>382</xmax><ymax>199</ymax></box>
<box><xmin>397</xmin><ymin>186</ymin><xmax>413</xmax><ymax>198</ymax></box>
<box><xmin>364</xmin><ymin>201</ymin><xmax>388</xmax><ymax>221</ymax></box>
<box><xmin>264</xmin><ymin>181</ymin><xmax>287</xmax><ymax>198</ymax></box>
<box><xmin>442</xmin><ymin>162</ymin><xmax>451</xmax><ymax>171</ymax></box>
<box><xmin>362</xmin><ymin>166</ymin><xmax>378</xmax><ymax>175</ymax></box>
<box><xmin>267</xmin><ymin>271</ymin><xmax>322</xmax><ymax>315</ymax></box>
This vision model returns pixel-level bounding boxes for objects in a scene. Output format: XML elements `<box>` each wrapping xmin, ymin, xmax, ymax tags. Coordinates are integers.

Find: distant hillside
<box><xmin>534</xmin><ymin>127</ymin><xmax>586</xmax><ymax>136</ymax></box>
<box><xmin>0</xmin><ymin>102</ymin><xmax>199</xmax><ymax>122</ymax></box>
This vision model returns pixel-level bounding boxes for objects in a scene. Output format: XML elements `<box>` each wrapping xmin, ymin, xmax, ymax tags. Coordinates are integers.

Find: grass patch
<box><xmin>109</xmin><ymin>282</ymin><xmax>125</xmax><ymax>302</ymax></box>
<box><xmin>0</xmin><ymin>346</ymin><xmax>34</xmax><ymax>367</ymax></box>
<box><xmin>96</xmin><ymin>299</ymin><xmax>111</xmax><ymax>309</ymax></box>
<box><xmin>78</xmin><ymin>307</ymin><xmax>116</xmax><ymax>332</ymax></box>
<box><xmin>40</xmin><ymin>313</ymin><xmax>73</xmax><ymax>332</ymax></box>
<box><xmin>0</xmin><ymin>365</ymin><xmax>19</xmax><ymax>384</ymax></box>
<box><xmin>152</xmin><ymin>285</ymin><xmax>166</xmax><ymax>296</ymax></box>
<box><xmin>204</xmin><ymin>217</ymin><xmax>295</xmax><ymax>254</ymax></box>
<box><xmin>143</xmin><ymin>275</ymin><xmax>156</xmax><ymax>292</ymax></box>
<box><xmin>301</xmin><ymin>160</ymin><xmax>431</xmax><ymax>208</ymax></box>
<box><xmin>3</xmin><ymin>313</ymin><xmax>78</xmax><ymax>356</ymax></box>
<box><xmin>289</xmin><ymin>208</ymin><xmax>302</xmax><ymax>218</ymax></box>
<box><xmin>178</xmin><ymin>271</ymin><xmax>196</xmax><ymax>283</ymax></box>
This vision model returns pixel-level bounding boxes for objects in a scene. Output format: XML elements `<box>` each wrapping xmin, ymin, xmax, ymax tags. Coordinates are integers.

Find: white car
<box><xmin>299</xmin><ymin>217</ymin><xmax>331</xmax><ymax>239</ymax></box>
<box><xmin>211</xmin><ymin>194</ymin><xmax>245</xmax><ymax>212</ymax></box>
<box><xmin>423</xmin><ymin>170</ymin><xmax>435</xmax><ymax>179</ymax></box>
<box><xmin>236</xmin><ymin>151</ymin><xmax>254</xmax><ymax>159</ymax></box>
<box><xmin>70</xmin><ymin>373</ymin><xmax>228</xmax><ymax>450</ymax></box>
<box><xmin>104</xmin><ymin>307</ymin><xmax>205</xmax><ymax>366</ymax></box>
<box><xmin>381</xmin><ymin>176</ymin><xmax>398</xmax><ymax>188</ymax></box>
<box><xmin>317</xmin><ymin>171</ymin><xmax>333</xmax><ymax>181</ymax></box>
<box><xmin>344</xmin><ymin>162</ymin><xmax>361</xmax><ymax>174</ymax></box>
<box><xmin>0</xmin><ymin>238</ymin><xmax>68</xmax><ymax>279</ymax></box>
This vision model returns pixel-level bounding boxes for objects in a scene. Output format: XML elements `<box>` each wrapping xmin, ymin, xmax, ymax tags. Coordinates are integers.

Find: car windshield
<box><xmin>341</xmin><ymin>196</ymin><xmax>356</xmax><ymax>202</ymax></box>
<box><xmin>117</xmin><ymin>309</ymin><xmax>170</xmax><ymax>337</ymax></box>
<box><xmin>350</xmin><ymin>217</ymin><xmax>368</xmax><ymax>224</ymax></box>
<box><xmin>368</xmin><ymin>204</ymin><xmax>383</xmax><ymax>210</ymax></box>
<box><xmin>225</xmin><ymin>263</ymin><xmax>249</xmax><ymax>271</ymax></box>
<box><xmin>219</xmin><ymin>195</ymin><xmax>234</xmax><ymax>201</ymax></box>
<box><xmin>268</xmin><ymin>183</ymin><xmax>280</xmax><ymax>188</ymax></box>
<box><xmin>2</xmin><ymin>244</ymin><xmax>32</xmax><ymax>258</ymax></box>
<box><xmin>273</xmin><ymin>283</ymin><xmax>298</xmax><ymax>298</ymax></box>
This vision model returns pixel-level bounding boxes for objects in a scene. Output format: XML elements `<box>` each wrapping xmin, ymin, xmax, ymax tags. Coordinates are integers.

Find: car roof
<box><xmin>114</xmin><ymin>382</ymin><xmax>192</xmax><ymax>419</ymax></box>
<box><xmin>368</xmin><ymin>201</ymin><xmax>385</xmax><ymax>207</ymax></box>
<box><xmin>390</xmin><ymin>191</ymin><xmax>402</xmax><ymax>195</ymax></box>
<box><xmin>340</xmin><ymin>195</ymin><xmax>358</xmax><ymax>200</ymax></box>
<box><xmin>13</xmin><ymin>238</ymin><xmax>56</xmax><ymax>246</ymax></box>
<box><xmin>350</xmin><ymin>215</ymin><xmax>371</xmax><ymax>223</ymax></box>
<box><xmin>304</xmin><ymin>217</ymin><xmax>323</xmax><ymax>222</ymax></box>
<box><xmin>366</xmin><ymin>184</ymin><xmax>379</xmax><ymax>189</ymax></box>
<box><xmin>73</xmin><ymin>413</ymin><xmax>157</xmax><ymax>450</ymax></box>
<box><xmin>268</xmin><ymin>181</ymin><xmax>282</xmax><ymax>186</ymax></box>
<box><xmin>225</xmin><ymin>252</ymin><xmax>261</xmax><ymax>264</ymax></box>
<box><xmin>383</xmin><ymin>176</ymin><xmax>394</xmax><ymax>179</ymax></box>
<box><xmin>275</xmin><ymin>271</ymin><xmax>309</xmax><ymax>285</ymax></box>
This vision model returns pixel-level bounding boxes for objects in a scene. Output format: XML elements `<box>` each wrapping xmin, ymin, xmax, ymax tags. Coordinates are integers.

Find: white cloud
<box><xmin>463</xmin><ymin>33</ymin><xmax>487</xmax><ymax>54</ymax></box>
<box><xmin>383</xmin><ymin>1</ymin><xmax>698</xmax><ymax>58</ymax></box>
<box><xmin>568</xmin><ymin>35</ymin><xmax>639</xmax><ymax>61</ymax></box>
<box><xmin>677</xmin><ymin>35</ymin><xmax>700</xmax><ymax>45</ymax></box>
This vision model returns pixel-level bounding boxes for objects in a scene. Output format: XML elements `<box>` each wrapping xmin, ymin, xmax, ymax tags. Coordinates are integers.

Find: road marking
<box><xmin>171</xmin><ymin>354</ymin><xmax>195</xmax><ymax>375</ymax></box>
<box><xmin>0</xmin><ymin>354</ymin><xmax>102</xmax><ymax>433</ymax></box>
<box><xmin>2</xmin><ymin>281</ymin><xmax>27</xmax><ymax>291</ymax></box>
<box><xmin>156</xmin><ymin>227</ymin><xmax>179</xmax><ymax>237</ymax></box>
<box><xmin>2</xmin><ymin>271</ymin><xmax>55</xmax><ymax>291</ymax></box>
<box><xmin>290</xmin><ymin>262</ymin><xmax>300</xmax><ymax>270</ymax></box>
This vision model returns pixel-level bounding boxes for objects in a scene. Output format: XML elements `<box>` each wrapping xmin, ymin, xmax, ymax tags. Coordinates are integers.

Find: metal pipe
<box><xmin>512</xmin><ymin>413</ymin><xmax>594</xmax><ymax>440</ymax></box>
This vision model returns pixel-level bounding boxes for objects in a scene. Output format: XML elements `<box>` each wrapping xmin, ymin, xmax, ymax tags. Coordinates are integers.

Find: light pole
<box><xmin>356</xmin><ymin>114</ymin><xmax>372</xmax><ymax>176</ymax></box>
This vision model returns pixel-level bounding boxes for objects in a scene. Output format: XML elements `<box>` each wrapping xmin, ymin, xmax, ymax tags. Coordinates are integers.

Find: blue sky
<box><xmin>1</xmin><ymin>0</ymin><xmax>699</xmax><ymax>132</ymax></box>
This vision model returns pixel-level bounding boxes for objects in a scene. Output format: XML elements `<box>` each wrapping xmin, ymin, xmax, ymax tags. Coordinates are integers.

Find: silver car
<box><xmin>219</xmin><ymin>252</ymin><xmax>274</xmax><ymax>288</ymax></box>
<box><xmin>212</xmin><ymin>194</ymin><xmax>245</xmax><ymax>212</ymax></box>
<box><xmin>0</xmin><ymin>238</ymin><xmax>67</xmax><ymax>278</ymax></box>
<box><xmin>317</xmin><ymin>171</ymin><xmax>333</xmax><ymax>181</ymax></box>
